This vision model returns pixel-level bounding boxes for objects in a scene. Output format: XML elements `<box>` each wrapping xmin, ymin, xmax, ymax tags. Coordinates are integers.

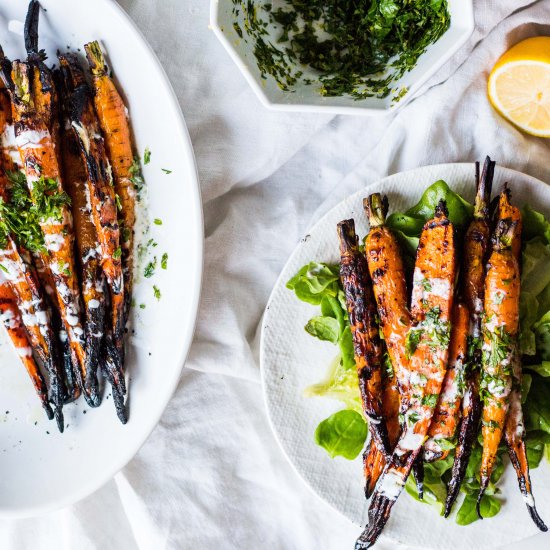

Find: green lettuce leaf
<box><xmin>314</xmin><ymin>409</ymin><xmax>368</xmax><ymax>460</ymax></box>
<box><xmin>522</xmin><ymin>205</ymin><xmax>550</xmax><ymax>243</ymax></box>
<box><xmin>456</xmin><ymin>494</ymin><xmax>501</xmax><ymax>526</ymax></box>
<box><xmin>286</xmin><ymin>262</ymin><xmax>340</xmax><ymax>305</ymax></box>
<box><xmin>304</xmin><ymin>352</ymin><xmax>362</xmax><ymax>412</ymax></box>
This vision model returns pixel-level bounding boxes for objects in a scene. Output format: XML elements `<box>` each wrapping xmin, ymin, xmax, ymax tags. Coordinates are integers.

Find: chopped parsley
<box><xmin>421</xmin><ymin>394</ymin><xmax>439</xmax><ymax>408</ymax></box>
<box><xmin>115</xmin><ymin>194</ymin><xmax>122</xmax><ymax>211</ymax></box>
<box><xmin>234</xmin><ymin>0</ymin><xmax>451</xmax><ymax>100</ymax></box>
<box><xmin>144</xmin><ymin>257</ymin><xmax>157</xmax><ymax>278</ymax></box>
<box><xmin>153</xmin><ymin>285</ymin><xmax>161</xmax><ymax>300</ymax></box>
<box><xmin>143</xmin><ymin>147</ymin><xmax>151</xmax><ymax>165</ymax></box>
<box><xmin>0</xmin><ymin>264</ymin><xmax>8</xmax><ymax>273</ymax></box>
<box><xmin>161</xmin><ymin>168</ymin><xmax>172</xmax><ymax>174</ymax></box>
<box><xmin>128</xmin><ymin>157</ymin><xmax>145</xmax><ymax>197</ymax></box>
<box><xmin>139</xmin><ymin>303</ymin><xmax>146</xmax><ymax>309</ymax></box>
<box><xmin>113</xmin><ymin>246</ymin><xmax>122</xmax><ymax>260</ymax></box>
<box><xmin>154</xmin><ymin>218</ymin><xmax>162</xmax><ymax>226</ymax></box>
<box><xmin>0</xmin><ymin>172</ymin><xmax>70</xmax><ymax>253</ymax></box>
<box><xmin>161</xmin><ymin>252</ymin><xmax>168</xmax><ymax>270</ymax></box>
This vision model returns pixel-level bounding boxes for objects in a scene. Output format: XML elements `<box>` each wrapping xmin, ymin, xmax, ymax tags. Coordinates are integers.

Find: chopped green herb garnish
<box><xmin>115</xmin><ymin>194</ymin><xmax>122</xmax><ymax>211</ymax></box>
<box><xmin>139</xmin><ymin>303</ymin><xmax>146</xmax><ymax>309</ymax></box>
<box><xmin>235</xmin><ymin>0</ymin><xmax>450</xmax><ymax>100</ymax></box>
<box><xmin>161</xmin><ymin>168</ymin><xmax>172</xmax><ymax>174</ymax></box>
<box><xmin>144</xmin><ymin>257</ymin><xmax>157</xmax><ymax>278</ymax></box>
<box><xmin>129</xmin><ymin>157</ymin><xmax>145</xmax><ymax>196</ymax></box>
<box><xmin>0</xmin><ymin>264</ymin><xmax>8</xmax><ymax>273</ymax></box>
<box><xmin>421</xmin><ymin>394</ymin><xmax>439</xmax><ymax>408</ymax></box>
<box><xmin>153</xmin><ymin>285</ymin><xmax>161</xmax><ymax>300</ymax></box>
<box><xmin>161</xmin><ymin>252</ymin><xmax>168</xmax><ymax>270</ymax></box>
<box><xmin>154</xmin><ymin>218</ymin><xmax>162</xmax><ymax>226</ymax></box>
<box><xmin>144</xmin><ymin>147</ymin><xmax>151</xmax><ymax>165</ymax></box>
<box><xmin>113</xmin><ymin>246</ymin><xmax>122</xmax><ymax>260</ymax></box>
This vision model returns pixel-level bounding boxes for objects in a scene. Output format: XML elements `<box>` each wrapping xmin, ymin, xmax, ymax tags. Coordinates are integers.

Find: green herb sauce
<box><xmin>232</xmin><ymin>0</ymin><xmax>451</xmax><ymax>100</ymax></box>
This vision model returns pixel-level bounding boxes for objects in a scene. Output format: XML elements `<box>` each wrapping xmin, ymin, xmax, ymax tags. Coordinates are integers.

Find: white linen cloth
<box><xmin>2</xmin><ymin>1</ymin><xmax>550</xmax><ymax>549</ymax></box>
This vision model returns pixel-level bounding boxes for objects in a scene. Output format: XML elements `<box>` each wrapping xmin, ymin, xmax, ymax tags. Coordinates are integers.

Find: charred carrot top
<box><xmin>445</xmin><ymin>157</ymin><xmax>494</xmax><ymax>517</ymax></box>
<box><xmin>424</xmin><ymin>302</ymin><xmax>469</xmax><ymax>462</ymax></box>
<box><xmin>9</xmin><ymin>61</ymin><xmax>99</xmax><ymax>408</ymax></box>
<box><xmin>337</xmin><ymin>219</ymin><xmax>390</xmax><ymax>458</ymax></box>
<box><xmin>357</xmin><ymin>202</ymin><xmax>455</xmax><ymax>550</ymax></box>
<box><xmin>477</xmin><ymin>216</ymin><xmax>520</xmax><ymax>515</ymax></box>
<box><xmin>364</xmin><ymin>194</ymin><xmax>411</xmax><ymax>410</ymax></box>
<box><xmin>85</xmin><ymin>41</ymin><xmax>136</xmax><ymax>322</ymax></box>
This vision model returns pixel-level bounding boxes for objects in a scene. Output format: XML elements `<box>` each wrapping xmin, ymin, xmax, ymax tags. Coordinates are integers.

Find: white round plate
<box><xmin>261</xmin><ymin>164</ymin><xmax>550</xmax><ymax>549</ymax></box>
<box><xmin>0</xmin><ymin>0</ymin><xmax>203</xmax><ymax>516</ymax></box>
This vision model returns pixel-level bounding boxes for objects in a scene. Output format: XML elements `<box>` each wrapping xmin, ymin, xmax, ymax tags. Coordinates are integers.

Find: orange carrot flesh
<box><xmin>479</xmin><ymin>219</ymin><xmax>520</xmax><ymax>493</ymax></box>
<box><xmin>425</xmin><ymin>302</ymin><xmax>469</xmax><ymax>461</ymax></box>
<box><xmin>0</xmin><ymin>280</ymin><xmax>52</xmax><ymax>418</ymax></box>
<box><xmin>85</xmin><ymin>41</ymin><xmax>136</xmax><ymax>320</ymax></box>
<box><xmin>364</xmin><ymin>217</ymin><xmax>411</xmax><ymax>407</ymax></box>
<box><xmin>358</xmin><ymin>204</ymin><xmax>455</xmax><ymax>549</ymax></box>
<box><xmin>10</xmin><ymin>61</ymin><xmax>92</xmax><ymax>406</ymax></box>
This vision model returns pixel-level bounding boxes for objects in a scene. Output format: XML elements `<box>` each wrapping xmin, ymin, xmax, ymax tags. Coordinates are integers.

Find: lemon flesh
<box><xmin>488</xmin><ymin>37</ymin><xmax>550</xmax><ymax>137</ymax></box>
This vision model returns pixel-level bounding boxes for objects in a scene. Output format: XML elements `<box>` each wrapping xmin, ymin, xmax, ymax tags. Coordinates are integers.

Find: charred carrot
<box><xmin>498</xmin><ymin>189</ymin><xmax>547</xmax><ymax>531</ymax></box>
<box><xmin>337</xmin><ymin>219</ymin><xmax>390</xmax><ymax>458</ymax></box>
<box><xmin>477</xmin><ymin>215</ymin><xmax>519</xmax><ymax>515</ymax></box>
<box><xmin>364</xmin><ymin>194</ymin><xmax>411</xmax><ymax>408</ymax></box>
<box><xmin>57</xmin><ymin>55</ymin><xmax>109</xmax><ymax>404</ymax></box>
<box><xmin>364</xmin><ymin>364</ymin><xmax>401</xmax><ymax>497</ymax></box>
<box><xmin>9</xmin><ymin>61</ymin><xmax>97</xmax><ymax>407</ymax></box>
<box><xmin>0</xmin><ymin>277</ymin><xmax>53</xmax><ymax>419</ymax></box>
<box><xmin>424</xmin><ymin>302</ymin><xmax>469</xmax><ymax>461</ymax></box>
<box><xmin>85</xmin><ymin>41</ymin><xmax>136</xmax><ymax>327</ymax></box>
<box><xmin>445</xmin><ymin>158</ymin><xmax>493</xmax><ymax>517</ymax></box>
<box><xmin>357</xmin><ymin>201</ymin><xmax>455</xmax><ymax>549</ymax></box>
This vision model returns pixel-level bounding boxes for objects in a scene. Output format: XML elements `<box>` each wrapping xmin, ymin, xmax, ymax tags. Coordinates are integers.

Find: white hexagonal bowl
<box><xmin>210</xmin><ymin>1</ymin><xmax>474</xmax><ymax>116</ymax></box>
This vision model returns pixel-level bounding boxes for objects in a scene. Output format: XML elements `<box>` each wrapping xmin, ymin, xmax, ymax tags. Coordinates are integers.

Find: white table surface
<box><xmin>1</xmin><ymin>1</ymin><xmax>550</xmax><ymax>549</ymax></box>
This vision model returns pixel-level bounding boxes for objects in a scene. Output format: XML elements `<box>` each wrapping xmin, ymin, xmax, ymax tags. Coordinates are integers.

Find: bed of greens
<box><xmin>287</xmin><ymin>180</ymin><xmax>550</xmax><ymax>525</ymax></box>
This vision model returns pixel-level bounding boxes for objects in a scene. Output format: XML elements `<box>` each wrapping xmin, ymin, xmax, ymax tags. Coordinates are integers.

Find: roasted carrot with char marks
<box><xmin>477</xmin><ymin>214</ymin><xmax>519</xmax><ymax>515</ymax></box>
<box><xmin>85</xmin><ymin>41</ymin><xmax>136</xmax><ymax>328</ymax></box>
<box><xmin>445</xmin><ymin>158</ymin><xmax>493</xmax><ymax>517</ymax></box>
<box><xmin>337</xmin><ymin>219</ymin><xmax>390</xmax><ymax>458</ymax></box>
<box><xmin>498</xmin><ymin>189</ymin><xmax>547</xmax><ymax>531</ymax></box>
<box><xmin>357</xmin><ymin>201</ymin><xmax>455</xmax><ymax>549</ymax></box>
<box><xmin>424</xmin><ymin>302</ymin><xmax>469</xmax><ymax>461</ymax></box>
<box><xmin>0</xmin><ymin>271</ymin><xmax>53</xmax><ymax>419</ymax></box>
<box><xmin>59</xmin><ymin>53</ymin><xmax>126</xmax><ymax>421</ymax></box>
<box><xmin>363</xmin><ymin>363</ymin><xmax>401</xmax><ymax>498</ymax></box>
<box><xmin>364</xmin><ymin>194</ymin><xmax>411</xmax><ymax>409</ymax></box>
<box><xmin>9</xmin><ymin>61</ymin><xmax>98</xmax><ymax>408</ymax></box>
<box><xmin>57</xmin><ymin>56</ymin><xmax>108</xmax><ymax>405</ymax></box>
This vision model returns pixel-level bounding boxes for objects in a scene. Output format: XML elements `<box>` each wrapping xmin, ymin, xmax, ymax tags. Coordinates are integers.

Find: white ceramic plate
<box><xmin>211</xmin><ymin>0</ymin><xmax>474</xmax><ymax>116</ymax></box>
<box><xmin>0</xmin><ymin>0</ymin><xmax>203</xmax><ymax>517</ymax></box>
<box><xmin>261</xmin><ymin>164</ymin><xmax>550</xmax><ymax>549</ymax></box>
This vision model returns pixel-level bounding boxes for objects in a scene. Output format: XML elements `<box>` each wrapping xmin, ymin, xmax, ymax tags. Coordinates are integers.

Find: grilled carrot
<box><xmin>357</xmin><ymin>202</ymin><xmax>455</xmax><ymax>549</ymax></box>
<box><xmin>477</xmin><ymin>215</ymin><xmax>519</xmax><ymax>515</ymax></box>
<box><xmin>424</xmin><ymin>302</ymin><xmax>469</xmax><ymax>461</ymax></box>
<box><xmin>85</xmin><ymin>41</ymin><xmax>136</xmax><ymax>327</ymax></box>
<box><xmin>0</xmin><ymin>277</ymin><xmax>53</xmax><ymax>419</ymax></box>
<box><xmin>59</xmin><ymin>53</ymin><xmax>126</xmax><ymax>420</ymax></box>
<box><xmin>337</xmin><ymin>219</ymin><xmax>390</xmax><ymax>458</ymax></box>
<box><xmin>364</xmin><ymin>194</ymin><xmax>411</xmax><ymax>407</ymax></box>
<box><xmin>445</xmin><ymin>158</ymin><xmax>493</xmax><ymax>517</ymax></box>
<box><xmin>9</xmin><ymin>61</ymin><xmax>98</xmax><ymax>407</ymax></box>
<box><xmin>0</xmin><ymin>61</ymin><xmax>65</xmax><ymax>428</ymax></box>
<box><xmin>57</xmin><ymin>56</ymin><xmax>109</xmax><ymax>405</ymax></box>
<box><xmin>364</xmin><ymin>366</ymin><xmax>401</xmax><ymax>497</ymax></box>
<box><xmin>498</xmin><ymin>189</ymin><xmax>547</xmax><ymax>531</ymax></box>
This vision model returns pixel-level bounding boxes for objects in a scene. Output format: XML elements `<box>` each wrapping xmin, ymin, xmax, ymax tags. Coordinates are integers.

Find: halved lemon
<box><xmin>488</xmin><ymin>37</ymin><xmax>550</xmax><ymax>137</ymax></box>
